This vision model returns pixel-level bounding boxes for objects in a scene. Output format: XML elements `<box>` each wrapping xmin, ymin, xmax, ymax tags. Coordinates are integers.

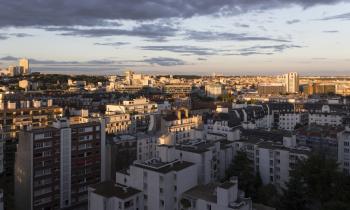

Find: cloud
<box><xmin>140</xmin><ymin>45</ymin><xmax>225</xmax><ymax>56</ymax></box>
<box><xmin>234</xmin><ymin>23</ymin><xmax>250</xmax><ymax>28</ymax></box>
<box><xmin>225</xmin><ymin>52</ymin><xmax>274</xmax><ymax>56</ymax></box>
<box><xmin>0</xmin><ymin>33</ymin><xmax>33</xmax><ymax>40</ymax></box>
<box><xmin>223</xmin><ymin>44</ymin><xmax>303</xmax><ymax>56</ymax></box>
<box><xmin>197</xmin><ymin>57</ymin><xmax>208</xmax><ymax>61</ymax></box>
<box><xmin>143</xmin><ymin>57</ymin><xmax>186</xmax><ymax>66</ymax></box>
<box><xmin>0</xmin><ymin>56</ymin><xmax>118</xmax><ymax>66</ymax></box>
<box><xmin>44</xmin><ymin>22</ymin><xmax>178</xmax><ymax>41</ymax></box>
<box><xmin>239</xmin><ymin>44</ymin><xmax>303</xmax><ymax>52</ymax></box>
<box><xmin>94</xmin><ymin>42</ymin><xmax>130</xmax><ymax>46</ymax></box>
<box><xmin>323</xmin><ymin>30</ymin><xmax>339</xmax><ymax>33</ymax></box>
<box><xmin>320</xmin><ymin>12</ymin><xmax>350</xmax><ymax>20</ymax></box>
<box><xmin>286</xmin><ymin>19</ymin><xmax>300</xmax><ymax>24</ymax></box>
<box><xmin>0</xmin><ymin>56</ymin><xmax>19</xmax><ymax>61</ymax></box>
<box><xmin>312</xmin><ymin>57</ymin><xmax>327</xmax><ymax>60</ymax></box>
<box><xmin>0</xmin><ymin>0</ymin><xmax>345</xmax><ymax>27</ymax></box>
<box><xmin>185</xmin><ymin>30</ymin><xmax>290</xmax><ymax>42</ymax></box>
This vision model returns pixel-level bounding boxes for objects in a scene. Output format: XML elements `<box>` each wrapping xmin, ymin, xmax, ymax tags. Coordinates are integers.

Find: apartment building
<box><xmin>338</xmin><ymin>126</ymin><xmax>350</xmax><ymax>175</ymax></box>
<box><xmin>174</xmin><ymin>139</ymin><xmax>221</xmax><ymax>185</ymax></box>
<box><xmin>105</xmin><ymin>114</ymin><xmax>134</xmax><ymax>134</ymax></box>
<box><xmin>305</xmin><ymin>104</ymin><xmax>345</xmax><ymax>126</ymax></box>
<box><xmin>163</xmin><ymin>84</ymin><xmax>192</xmax><ymax>95</ymax></box>
<box><xmin>106</xmin><ymin>98</ymin><xmax>157</xmax><ymax>115</ymax></box>
<box><xmin>14</xmin><ymin>119</ymin><xmax>106</xmax><ymax>210</ymax></box>
<box><xmin>0</xmin><ymin>98</ymin><xmax>63</xmax><ymax>138</ymax></box>
<box><xmin>115</xmin><ymin>158</ymin><xmax>197</xmax><ymax>210</ymax></box>
<box><xmin>160</xmin><ymin>108</ymin><xmax>202</xmax><ymax>143</ymax></box>
<box><xmin>181</xmin><ymin>177</ymin><xmax>252</xmax><ymax>210</ymax></box>
<box><xmin>204</xmin><ymin>107</ymin><xmax>242</xmax><ymax>141</ymax></box>
<box><xmin>205</xmin><ymin>83</ymin><xmax>224</xmax><ymax>98</ymax></box>
<box><xmin>88</xmin><ymin>181</ymin><xmax>143</xmax><ymax>210</ymax></box>
<box><xmin>296</xmin><ymin>124</ymin><xmax>343</xmax><ymax>159</ymax></box>
<box><xmin>235</xmin><ymin>135</ymin><xmax>309</xmax><ymax>188</ymax></box>
<box><xmin>278</xmin><ymin>112</ymin><xmax>308</xmax><ymax>131</ymax></box>
<box><xmin>105</xmin><ymin>133</ymin><xmax>157</xmax><ymax>180</ymax></box>
<box><xmin>258</xmin><ymin>83</ymin><xmax>286</xmax><ymax>95</ymax></box>
<box><xmin>279</xmin><ymin>72</ymin><xmax>299</xmax><ymax>93</ymax></box>
<box><xmin>106</xmin><ymin>98</ymin><xmax>158</xmax><ymax>132</ymax></box>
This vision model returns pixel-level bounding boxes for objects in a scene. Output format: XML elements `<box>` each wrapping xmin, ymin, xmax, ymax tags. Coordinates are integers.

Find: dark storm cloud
<box><xmin>286</xmin><ymin>19</ymin><xmax>301</xmax><ymax>24</ymax></box>
<box><xmin>0</xmin><ymin>0</ymin><xmax>346</xmax><ymax>27</ymax></box>
<box><xmin>45</xmin><ymin>23</ymin><xmax>178</xmax><ymax>41</ymax></box>
<box><xmin>143</xmin><ymin>57</ymin><xmax>186</xmax><ymax>66</ymax></box>
<box><xmin>140</xmin><ymin>45</ymin><xmax>225</xmax><ymax>56</ymax></box>
<box><xmin>185</xmin><ymin>31</ymin><xmax>290</xmax><ymax>42</ymax></box>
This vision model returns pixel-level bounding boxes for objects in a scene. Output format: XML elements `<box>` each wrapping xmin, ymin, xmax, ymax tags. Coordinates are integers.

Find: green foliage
<box><xmin>225</xmin><ymin>151</ymin><xmax>260</xmax><ymax>198</ymax></box>
<box><xmin>280</xmin><ymin>154</ymin><xmax>350</xmax><ymax>210</ymax></box>
<box><xmin>180</xmin><ymin>198</ymin><xmax>191</xmax><ymax>209</ymax></box>
<box><xmin>256</xmin><ymin>184</ymin><xmax>281</xmax><ymax>208</ymax></box>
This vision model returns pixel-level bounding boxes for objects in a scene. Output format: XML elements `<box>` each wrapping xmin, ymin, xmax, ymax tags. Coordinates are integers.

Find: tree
<box><xmin>256</xmin><ymin>184</ymin><xmax>281</xmax><ymax>208</ymax></box>
<box><xmin>225</xmin><ymin>151</ymin><xmax>257</xmax><ymax>197</ymax></box>
<box><xmin>280</xmin><ymin>153</ymin><xmax>350</xmax><ymax>210</ymax></box>
<box><xmin>280</xmin><ymin>169</ymin><xmax>308</xmax><ymax>210</ymax></box>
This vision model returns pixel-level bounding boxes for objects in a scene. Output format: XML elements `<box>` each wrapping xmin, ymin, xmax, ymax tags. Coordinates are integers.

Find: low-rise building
<box><xmin>88</xmin><ymin>181</ymin><xmax>143</xmax><ymax>210</ymax></box>
<box><xmin>181</xmin><ymin>178</ymin><xmax>252</xmax><ymax>210</ymax></box>
<box><xmin>115</xmin><ymin>158</ymin><xmax>198</xmax><ymax>210</ymax></box>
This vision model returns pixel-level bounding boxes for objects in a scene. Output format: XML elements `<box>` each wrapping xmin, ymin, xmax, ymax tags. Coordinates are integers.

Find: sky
<box><xmin>0</xmin><ymin>0</ymin><xmax>350</xmax><ymax>76</ymax></box>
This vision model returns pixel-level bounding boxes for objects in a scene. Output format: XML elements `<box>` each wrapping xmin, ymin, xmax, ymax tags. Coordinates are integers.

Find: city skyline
<box><xmin>1</xmin><ymin>0</ymin><xmax>350</xmax><ymax>75</ymax></box>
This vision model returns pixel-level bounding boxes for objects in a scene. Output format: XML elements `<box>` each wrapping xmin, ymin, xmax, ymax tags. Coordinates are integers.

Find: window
<box><xmin>207</xmin><ymin>204</ymin><xmax>212</xmax><ymax>210</ymax></box>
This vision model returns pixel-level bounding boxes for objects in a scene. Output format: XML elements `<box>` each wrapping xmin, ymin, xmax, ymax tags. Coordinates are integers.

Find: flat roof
<box><xmin>134</xmin><ymin>159</ymin><xmax>194</xmax><ymax>174</ymax></box>
<box><xmin>91</xmin><ymin>181</ymin><xmax>141</xmax><ymax>199</ymax></box>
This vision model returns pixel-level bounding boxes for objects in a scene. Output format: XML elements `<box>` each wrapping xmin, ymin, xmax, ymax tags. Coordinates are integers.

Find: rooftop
<box><xmin>134</xmin><ymin>158</ymin><xmax>194</xmax><ymax>174</ymax></box>
<box><xmin>91</xmin><ymin>181</ymin><xmax>141</xmax><ymax>199</ymax></box>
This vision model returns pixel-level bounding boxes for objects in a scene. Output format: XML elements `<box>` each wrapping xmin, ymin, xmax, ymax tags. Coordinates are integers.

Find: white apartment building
<box><xmin>174</xmin><ymin>140</ymin><xmax>220</xmax><ymax>185</ymax></box>
<box><xmin>280</xmin><ymin>72</ymin><xmax>299</xmax><ymax>93</ymax></box>
<box><xmin>181</xmin><ymin>178</ymin><xmax>252</xmax><ymax>210</ymax></box>
<box><xmin>161</xmin><ymin>109</ymin><xmax>202</xmax><ymax>143</ymax></box>
<box><xmin>338</xmin><ymin>126</ymin><xmax>350</xmax><ymax>175</ymax></box>
<box><xmin>235</xmin><ymin>136</ymin><xmax>309</xmax><ymax>188</ymax></box>
<box><xmin>309</xmin><ymin>113</ymin><xmax>343</xmax><ymax>126</ymax></box>
<box><xmin>106</xmin><ymin>98</ymin><xmax>158</xmax><ymax>115</ymax></box>
<box><xmin>278</xmin><ymin>112</ymin><xmax>308</xmax><ymax>131</ymax></box>
<box><xmin>136</xmin><ymin>133</ymin><xmax>157</xmax><ymax>162</ymax></box>
<box><xmin>105</xmin><ymin>113</ymin><xmax>134</xmax><ymax>134</ymax></box>
<box><xmin>205</xmin><ymin>83</ymin><xmax>224</xmax><ymax>98</ymax></box>
<box><xmin>88</xmin><ymin>181</ymin><xmax>143</xmax><ymax>210</ymax></box>
<box><xmin>115</xmin><ymin>158</ymin><xmax>198</xmax><ymax>210</ymax></box>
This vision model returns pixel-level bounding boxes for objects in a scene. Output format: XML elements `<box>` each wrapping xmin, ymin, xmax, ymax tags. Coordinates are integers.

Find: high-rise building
<box><xmin>280</xmin><ymin>72</ymin><xmax>299</xmax><ymax>93</ymax></box>
<box><xmin>205</xmin><ymin>83</ymin><xmax>224</xmax><ymax>98</ymax></box>
<box><xmin>19</xmin><ymin>58</ymin><xmax>30</xmax><ymax>75</ymax></box>
<box><xmin>14</xmin><ymin>119</ymin><xmax>106</xmax><ymax>210</ymax></box>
